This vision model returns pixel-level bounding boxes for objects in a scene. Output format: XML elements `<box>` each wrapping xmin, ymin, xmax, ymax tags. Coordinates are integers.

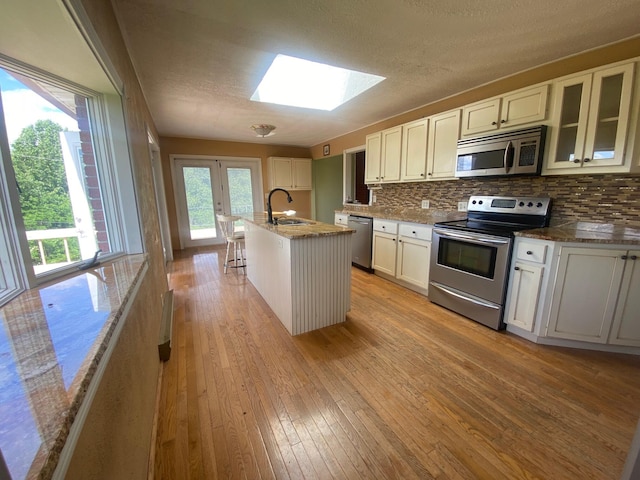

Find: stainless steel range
<box><xmin>429</xmin><ymin>195</ymin><xmax>552</xmax><ymax>330</ymax></box>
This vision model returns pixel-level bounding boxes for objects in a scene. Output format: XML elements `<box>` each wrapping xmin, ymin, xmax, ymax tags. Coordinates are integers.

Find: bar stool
<box><xmin>216</xmin><ymin>214</ymin><xmax>245</xmax><ymax>274</ymax></box>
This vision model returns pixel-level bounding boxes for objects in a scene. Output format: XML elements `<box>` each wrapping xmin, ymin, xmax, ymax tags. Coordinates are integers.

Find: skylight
<box><xmin>251</xmin><ymin>54</ymin><xmax>385</xmax><ymax>111</ymax></box>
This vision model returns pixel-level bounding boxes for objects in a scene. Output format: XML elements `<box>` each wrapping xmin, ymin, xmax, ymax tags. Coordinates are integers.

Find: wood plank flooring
<box><xmin>153</xmin><ymin>247</ymin><xmax>640</xmax><ymax>479</ymax></box>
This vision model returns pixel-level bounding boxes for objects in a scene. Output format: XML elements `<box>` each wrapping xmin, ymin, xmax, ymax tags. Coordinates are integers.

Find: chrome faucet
<box><xmin>267</xmin><ymin>188</ymin><xmax>293</xmax><ymax>224</ymax></box>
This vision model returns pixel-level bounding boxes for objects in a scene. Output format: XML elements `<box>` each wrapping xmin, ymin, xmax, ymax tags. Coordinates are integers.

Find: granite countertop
<box><xmin>516</xmin><ymin>221</ymin><xmax>640</xmax><ymax>245</ymax></box>
<box><xmin>0</xmin><ymin>254</ymin><xmax>148</xmax><ymax>480</ymax></box>
<box><xmin>337</xmin><ymin>206</ymin><xmax>467</xmax><ymax>225</ymax></box>
<box><xmin>246</xmin><ymin>213</ymin><xmax>353</xmax><ymax>239</ymax></box>
<box><xmin>338</xmin><ymin>205</ymin><xmax>640</xmax><ymax>245</ymax></box>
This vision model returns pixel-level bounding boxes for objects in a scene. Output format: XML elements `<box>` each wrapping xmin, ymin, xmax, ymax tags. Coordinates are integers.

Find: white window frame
<box><xmin>0</xmin><ymin>56</ymin><xmax>142</xmax><ymax>300</ymax></box>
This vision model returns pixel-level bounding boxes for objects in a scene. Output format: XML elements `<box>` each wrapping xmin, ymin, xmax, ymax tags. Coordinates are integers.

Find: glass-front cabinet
<box><xmin>545</xmin><ymin>62</ymin><xmax>635</xmax><ymax>171</ymax></box>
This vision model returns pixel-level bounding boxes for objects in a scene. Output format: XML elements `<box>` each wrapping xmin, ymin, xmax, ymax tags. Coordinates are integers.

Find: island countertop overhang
<box><xmin>245</xmin><ymin>213</ymin><xmax>354</xmax><ymax>239</ymax></box>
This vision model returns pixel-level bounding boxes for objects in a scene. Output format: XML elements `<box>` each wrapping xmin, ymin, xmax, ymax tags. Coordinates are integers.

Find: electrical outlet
<box><xmin>421</xmin><ymin>200</ymin><xmax>430</xmax><ymax>209</ymax></box>
<box><xmin>458</xmin><ymin>201</ymin><xmax>468</xmax><ymax>212</ymax></box>
<box><xmin>372</xmin><ymin>194</ymin><xmax>377</xmax><ymax>203</ymax></box>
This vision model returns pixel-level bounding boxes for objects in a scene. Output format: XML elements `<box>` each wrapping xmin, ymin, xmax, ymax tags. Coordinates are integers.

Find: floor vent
<box><xmin>158</xmin><ymin>289</ymin><xmax>174</xmax><ymax>361</ymax></box>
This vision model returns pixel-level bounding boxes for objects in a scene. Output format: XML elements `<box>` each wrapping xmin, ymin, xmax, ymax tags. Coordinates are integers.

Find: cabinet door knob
<box><xmin>583</xmin><ymin>158</ymin><xmax>591</xmax><ymax>163</ymax></box>
<box><xmin>500</xmin><ymin>119</ymin><xmax>506</xmax><ymax>124</ymax></box>
<box><xmin>420</xmin><ymin>173</ymin><xmax>425</xmax><ymax>177</ymax></box>
<box><xmin>621</xmin><ymin>255</ymin><xmax>628</xmax><ymax>260</ymax></box>
<box><xmin>427</xmin><ymin>172</ymin><xmax>432</xmax><ymax>176</ymax></box>
<box><xmin>526</xmin><ymin>251</ymin><xmax>533</xmax><ymax>255</ymax></box>
<box><xmin>412</xmin><ymin>231</ymin><xmax>416</xmax><ymax>235</ymax></box>
<box><xmin>630</xmin><ymin>255</ymin><xmax>638</xmax><ymax>260</ymax></box>
<box><xmin>514</xmin><ymin>266</ymin><xmax>520</xmax><ymax>271</ymax></box>
<box><xmin>491</xmin><ymin>121</ymin><xmax>497</xmax><ymax>125</ymax></box>
<box><xmin>573</xmin><ymin>159</ymin><xmax>581</xmax><ymax>163</ymax></box>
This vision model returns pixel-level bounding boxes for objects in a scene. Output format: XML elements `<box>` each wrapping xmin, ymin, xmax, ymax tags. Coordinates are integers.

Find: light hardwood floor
<box><xmin>153</xmin><ymin>247</ymin><xmax>640</xmax><ymax>479</ymax></box>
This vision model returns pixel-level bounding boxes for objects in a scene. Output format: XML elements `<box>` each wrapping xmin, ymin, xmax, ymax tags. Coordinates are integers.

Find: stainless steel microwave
<box><xmin>455</xmin><ymin>125</ymin><xmax>547</xmax><ymax>178</ymax></box>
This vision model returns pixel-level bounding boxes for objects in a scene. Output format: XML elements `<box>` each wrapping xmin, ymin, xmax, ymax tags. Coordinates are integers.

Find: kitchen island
<box><xmin>244</xmin><ymin>214</ymin><xmax>353</xmax><ymax>335</ymax></box>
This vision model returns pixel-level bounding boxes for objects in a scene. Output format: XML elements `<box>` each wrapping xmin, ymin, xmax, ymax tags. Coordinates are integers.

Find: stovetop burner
<box><xmin>434</xmin><ymin>195</ymin><xmax>552</xmax><ymax>236</ymax></box>
<box><xmin>434</xmin><ymin>219</ymin><xmax>540</xmax><ymax>237</ymax></box>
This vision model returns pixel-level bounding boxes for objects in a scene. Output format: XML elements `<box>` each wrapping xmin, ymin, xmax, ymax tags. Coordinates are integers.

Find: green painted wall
<box><xmin>312</xmin><ymin>155</ymin><xmax>343</xmax><ymax>224</ymax></box>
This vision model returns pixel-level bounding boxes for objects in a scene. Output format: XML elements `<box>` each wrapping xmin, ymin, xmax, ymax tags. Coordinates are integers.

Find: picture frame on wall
<box><xmin>323</xmin><ymin>144</ymin><xmax>330</xmax><ymax>156</ymax></box>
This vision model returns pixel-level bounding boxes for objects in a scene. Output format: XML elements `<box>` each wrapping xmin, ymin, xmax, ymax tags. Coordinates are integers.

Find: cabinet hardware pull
<box><xmin>428</xmin><ymin>172</ymin><xmax>432</xmax><ymax>176</ymax></box>
<box><xmin>573</xmin><ymin>159</ymin><xmax>581</xmax><ymax>163</ymax></box>
<box><xmin>412</xmin><ymin>231</ymin><xmax>416</xmax><ymax>234</ymax></box>
<box><xmin>491</xmin><ymin>121</ymin><xmax>497</xmax><ymax>125</ymax></box>
<box><xmin>500</xmin><ymin>119</ymin><xmax>506</xmax><ymax>124</ymax></box>
<box><xmin>514</xmin><ymin>266</ymin><xmax>520</xmax><ymax>271</ymax></box>
<box><xmin>583</xmin><ymin>158</ymin><xmax>591</xmax><ymax>163</ymax></box>
<box><xmin>621</xmin><ymin>255</ymin><xmax>628</xmax><ymax>260</ymax></box>
<box><xmin>631</xmin><ymin>255</ymin><xmax>638</xmax><ymax>260</ymax></box>
<box><xmin>420</xmin><ymin>173</ymin><xmax>424</xmax><ymax>177</ymax></box>
<box><xmin>526</xmin><ymin>251</ymin><xmax>533</xmax><ymax>255</ymax></box>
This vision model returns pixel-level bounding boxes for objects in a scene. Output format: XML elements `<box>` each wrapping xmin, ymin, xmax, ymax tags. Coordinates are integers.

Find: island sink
<box><xmin>275</xmin><ymin>218</ymin><xmax>315</xmax><ymax>226</ymax></box>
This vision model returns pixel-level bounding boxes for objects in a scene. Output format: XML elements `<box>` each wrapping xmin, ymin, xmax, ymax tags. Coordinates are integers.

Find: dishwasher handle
<box><xmin>349</xmin><ymin>219</ymin><xmax>371</xmax><ymax>226</ymax></box>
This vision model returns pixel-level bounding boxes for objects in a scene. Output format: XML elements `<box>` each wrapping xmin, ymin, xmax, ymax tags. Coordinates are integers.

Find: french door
<box><xmin>172</xmin><ymin>156</ymin><xmax>263</xmax><ymax>248</ymax></box>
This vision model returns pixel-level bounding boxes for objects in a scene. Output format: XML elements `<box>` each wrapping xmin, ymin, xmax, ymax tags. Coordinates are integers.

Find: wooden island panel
<box><xmin>245</xmin><ymin>215</ymin><xmax>353</xmax><ymax>335</ymax></box>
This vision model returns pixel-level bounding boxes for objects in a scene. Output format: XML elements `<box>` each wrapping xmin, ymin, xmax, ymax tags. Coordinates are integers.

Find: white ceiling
<box><xmin>111</xmin><ymin>0</ymin><xmax>640</xmax><ymax>147</ymax></box>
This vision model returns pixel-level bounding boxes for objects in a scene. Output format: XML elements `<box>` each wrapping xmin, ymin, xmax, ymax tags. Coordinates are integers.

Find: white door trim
<box><xmin>170</xmin><ymin>154</ymin><xmax>264</xmax><ymax>250</ymax></box>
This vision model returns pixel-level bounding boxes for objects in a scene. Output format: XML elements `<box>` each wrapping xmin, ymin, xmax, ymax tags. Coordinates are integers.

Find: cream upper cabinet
<box><xmin>365</xmin><ymin>125</ymin><xmax>405</xmax><ymax>183</ymax></box>
<box><xmin>544</xmin><ymin>62</ymin><xmax>636</xmax><ymax>173</ymax></box>
<box><xmin>380</xmin><ymin>126</ymin><xmax>402</xmax><ymax>182</ymax></box>
<box><xmin>426</xmin><ymin>109</ymin><xmax>461</xmax><ymax>180</ymax></box>
<box><xmin>401</xmin><ymin>118</ymin><xmax>429</xmax><ymax>181</ymax></box>
<box><xmin>268</xmin><ymin>157</ymin><xmax>312</xmax><ymax>190</ymax></box>
<box><xmin>292</xmin><ymin>158</ymin><xmax>312</xmax><ymax>189</ymax></box>
<box><xmin>461</xmin><ymin>84</ymin><xmax>549</xmax><ymax>136</ymax></box>
<box><xmin>461</xmin><ymin>97</ymin><xmax>501</xmax><ymax>136</ymax></box>
<box><xmin>365</xmin><ymin>132</ymin><xmax>382</xmax><ymax>183</ymax></box>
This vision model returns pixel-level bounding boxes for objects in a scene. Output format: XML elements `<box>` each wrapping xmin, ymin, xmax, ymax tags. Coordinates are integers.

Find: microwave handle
<box><xmin>504</xmin><ymin>140</ymin><xmax>514</xmax><ymax>174</ymax></box>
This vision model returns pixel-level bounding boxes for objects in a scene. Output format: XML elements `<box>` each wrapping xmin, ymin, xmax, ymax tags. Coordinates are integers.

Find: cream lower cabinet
<box><xmin>372</xmin><ymin>219</ymin><xmax>398</xmax><ymax>275</ymax></box>
<box><xmin>505</xmin><ymin>238</ymin><xmax>551</xmax><ymax>333</ymax></box>
<box><xmin>334</xmin><ymin>213</ymin><xmax>349</xmax><ymax>226</ymax></box>
<box><xmin>396</xmin><ymin>223</ymin><xmax>432</xmax><ymax>290</ymax></box>
<box><xmin>609</xmin><ymin>250</ymin><xmax>640</xmax><ymax>346</ymax></box>
<box><xmin>546</xmin><ymin>246</ymin><xmax>640</xmax><ymax>346</ymax></box>
<box><xmin>506</xmin><ymin>262</ymin><xmax>543</xmax><ymax>332</ymax></box>
<box><xmin>372</xmin><ymin>219</ymin><xmax>431</xmax><ymax>293</ymax></box>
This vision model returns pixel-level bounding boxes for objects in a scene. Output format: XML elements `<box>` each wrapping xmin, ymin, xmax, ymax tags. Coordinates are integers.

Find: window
<box><xmin>0</xmin><ymin>56</ymin><xmax>141</xmax><ymax>305</ymax></box>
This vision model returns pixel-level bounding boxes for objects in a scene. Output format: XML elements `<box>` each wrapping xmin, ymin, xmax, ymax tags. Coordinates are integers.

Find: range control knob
<box><xmin>519</xmin><ymin>201</ymin><xmax>525</xmax><ymax>207</ymax></box>
<box><xmin>472</xmin><ymin>200</ymin><xmax>477</xmax><ymax>204</ymax></box>
<box><xmin>527</xmin><ymin>202</ymin><xmax>534</xmax><ymax>207</ymax></box>
<box><xmin>536</xmin><ymin>202</ymin><xmax>543</xmax><ymax>208</ymax></box>
<box><xmin>478</xmin><ymin>200</ymin><xmax>483</xmax><ymax>205</ymax></box>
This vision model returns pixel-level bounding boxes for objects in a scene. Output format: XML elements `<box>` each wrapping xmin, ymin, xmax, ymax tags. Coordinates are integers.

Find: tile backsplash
<box><xmin>372</xmin><ymin>174</ymin><xmax>640</xmax><ymax>227</ymax></box>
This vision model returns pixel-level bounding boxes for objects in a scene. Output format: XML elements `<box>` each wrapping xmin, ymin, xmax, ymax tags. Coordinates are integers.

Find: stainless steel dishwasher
<box><xmin>347</xmin><ymin>215</ymin><xmax>373</xmax><ymax>271</ymax></box>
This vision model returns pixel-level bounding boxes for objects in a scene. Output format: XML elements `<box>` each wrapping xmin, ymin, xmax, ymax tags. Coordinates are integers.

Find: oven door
<box><xmin>429</xmin><ymin>228</ymin><xmax>512</xmax><ymax>304</ymax></box>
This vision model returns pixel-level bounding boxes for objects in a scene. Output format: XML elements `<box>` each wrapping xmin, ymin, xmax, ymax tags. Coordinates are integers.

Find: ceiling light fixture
<box><xmin>251</xmin><ymin>124</ymin><xmax>276</xmax><ymax>137</ymax></box>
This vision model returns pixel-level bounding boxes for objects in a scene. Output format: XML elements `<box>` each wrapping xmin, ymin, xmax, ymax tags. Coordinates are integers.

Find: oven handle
<box><xmin>433</xmin><ymin>228</ymin><xmax>510</xmax><ymax>246</ymax></box>
<box><xmin>430</xmin><ymin>282</ymin><xmax>501</xmax><ymax>310</ymax></box>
